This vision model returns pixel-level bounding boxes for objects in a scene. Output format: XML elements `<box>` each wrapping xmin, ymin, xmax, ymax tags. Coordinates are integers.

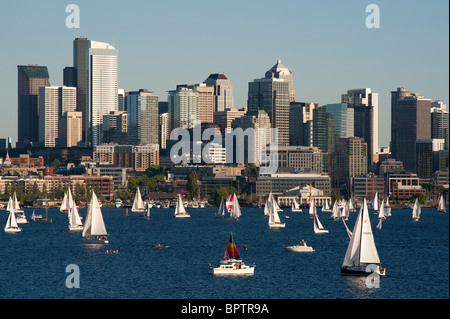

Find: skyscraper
<box><xmin>168</xmin><ymin>87</ymin><xmax>199</xmax><ymax>130</ymax></box>
<box><xmin>86</xmin><ymin>40</ymin><xmax>119</xmax><ymax>146</ymax></box>
<box><xmin>17</xmin><ymin>64</ymin><xmax>50</xmax><ymax>146</ymax></box>
<box><xmin>333</xmin><ymin>137</ymin><xmax>367</xmax><ymax>187</ymax></box>
<box><xmin>393</xmin><ymin>93</ymin><xmax>431</xmax><ymax>171</ymax></box>
<box><xmin>73</xmin><ymin>37</ymin><xmax>89</xmax><ymax>139</ymax></box>
<box><xmin>126</xmin><ymin>89</ymin><xmax>159</xmax><ymax>145</ymax></box>
<box><xmin>390</xmin><ymin>87</ymin><xmax>413</xmax><ymax>158</ymax></box>
<box><xmin>341</xmin><ymin>88</ymin><xmax>378</xmax><ymax>164</ymax></box>
<box><xmin>431</xmin><ymin>100</ymin><xmax>449</xmax><ymax>150</ymax></box>
<box><xmin>204</xmin><ymin>73</ymin><xmax>234</xmax><ymax>112</ymax></box>
<box><xmin>289</xmin><ymin>102</ymin><xmax>318</xmax><ymax>147</ymax></box>
<box><xmin>38</xmin><ymin>86</ymin><xmax>76</xmax><ymax>147</ymax></box>
<box><xmin>177</xmin><ymin>83</ymin><xmax>214</xmax><ymax>123</ymax></box>
<box><xmin>247</xmin><ymin>60</ymin><xmax>293</xmax><ymax>146</ymax></box>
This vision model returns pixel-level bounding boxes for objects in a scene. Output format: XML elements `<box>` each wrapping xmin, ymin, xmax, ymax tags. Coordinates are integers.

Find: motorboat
<box><xmin>285</xmin><ymin>240</ymin><xmax>314</xmax><ymax>253</ymax></box>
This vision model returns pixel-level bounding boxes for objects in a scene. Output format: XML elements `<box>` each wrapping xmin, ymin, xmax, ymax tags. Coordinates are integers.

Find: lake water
<box><xmin>0</xmin><ymin>205</ymin><xmax>448</xmax><ymax>300</ymax></box>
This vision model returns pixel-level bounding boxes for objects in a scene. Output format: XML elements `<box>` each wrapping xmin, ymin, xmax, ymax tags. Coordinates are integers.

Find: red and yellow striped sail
<box><xmin>223</xmin><ymin>232</ymin><xmax>241</xmax><ymax>260</ymax></box>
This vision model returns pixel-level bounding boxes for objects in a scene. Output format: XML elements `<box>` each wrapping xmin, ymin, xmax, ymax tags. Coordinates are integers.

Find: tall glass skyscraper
<box><xmin>85</xmin><ymin>40</ymin><xmax>119</xmax><ymax>146</ymax></box>
<box><xmin>204</xmin><ymin>73</ymin><xmax>234</xmax><ymax>112</ymax></box>
<box><xmin>126</xmin><ymin>89</ymin><xmax>159</xmax><ymax>145</ymax></box>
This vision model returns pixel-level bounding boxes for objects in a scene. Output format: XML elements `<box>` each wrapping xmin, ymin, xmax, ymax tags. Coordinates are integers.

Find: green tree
<box><xmin>187</xmin><ymin>171</ymin><xmax>200</xmax><ymax>199</ymax></box>
<box><xmin>210</xmin><ymin>186</ymin><xmax>237</xmax><ymax>206</ymax></box>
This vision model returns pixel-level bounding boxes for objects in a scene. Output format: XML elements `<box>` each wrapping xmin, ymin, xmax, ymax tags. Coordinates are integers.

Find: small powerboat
<box><xmin>285</xmin><ymin>240</ymin><xmax>314</xmax><ymax>253</ymax></box>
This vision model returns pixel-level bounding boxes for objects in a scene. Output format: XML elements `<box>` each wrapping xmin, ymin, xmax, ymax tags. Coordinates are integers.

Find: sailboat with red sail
<box><xmin>209</xmin><ymin>232</ymin><xmax>255</xmax><ymax>275</ymax></box>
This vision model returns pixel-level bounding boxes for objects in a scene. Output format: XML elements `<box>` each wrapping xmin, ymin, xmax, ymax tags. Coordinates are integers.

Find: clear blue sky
<box><xmin>0</xmin><ymin>0</ymin><xmax>448</xmax><ymax>147</ymax></box>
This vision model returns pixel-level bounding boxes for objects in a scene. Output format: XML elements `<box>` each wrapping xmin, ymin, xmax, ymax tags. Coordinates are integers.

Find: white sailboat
<box><xmin>131</xmin><ymin>186</ymin><xmax>145</xmax><ymax>213</ymax></box>
<box><xmin>383</xmin><ymin>197</ymin><xmax>391</xmax><ymax>217</ymax></box>
<box><xmin>341</xmin><ymin>198</ymin><xmax>386</xmax><ymax>276</ymax></box>
<box><xmin>437</xmin><ymin>195</ymin><xmax>446</xmax><ymax>213</ymax></box>
<box><xmin>82</xmin><ymin>192</ymin><xmax>109</xmax><ymax>244</ymax></box>
<box><xmin>378</xmin><ymin>199</ymin><xmax>386</xmax><ymax>220</ymax></box>
<box><xmin>330</xmin><ymin>200</ymin><xmax>340</xmax><ymax>220</ymax></box>
<box><xmin>4</xmin><ymin>209</ymin><xmax>21</xmax><ymax>233</ymax></box>
<box><xmin>227</xmin><ymin>193</ymin><xmax>241</xmax><ymax>220</ymax></box>
<box><xmin>291</xmin><ymin>198</ymin><xmax>302</xmax><ymax>212</ymax></box>
<box><xmin>309</xmin><ymin>200</ymin><xmax>316</xmax><ymax>217</ymax></box>
<box><xmin>321</xmin><ymin>200</ymin><xmax>332</xmax><ymax>212</ymax></box>
<box><xmin>174</xmin><ymin>194</ymin><xmax>190</xmax><ymax>218</ymax></box>
<box><xmin>68</xmin><ymin>197</ymin><xmax>83</xmax><ymax>231</ymax></box>
<box><xmin>60</xmin><ymin>188</ymin><xmax>74</xmax><ymax>213</ymax></box>
<box><xmin>412</xmin><ymin>198</ymin><xmax>421</xmax><ymax>222</ymax></box>
<box><xmin>142</xmin><ymin>202</ymin><xmax>151</xmax><ymax>219</ymax></box>
<box><xmin>215</xmin><ymin>199</ymin><xmax>226</xmax><ymax>218</ymax></box>
<box><xmin>267</xmin><ymin>198</ymin><xmax>286</xmax><ymax>228</ymax></box>
<box><xmin>12</xmin><ymin>192</ymin><xmax>27</xmax><ymax>224</ymax></box>
<box><xmin>371</xmin><ymin>192</ymin><xmax>379</xmax><ymax>212</ymax></box>
<box><xmin>348</xmin><ymin>198</ymin><xmax>356</xmax><ymax>212</ymax></box>
<box><xmin>341</xmin><ymin>200</ymin><xmax>349</xmax><ymax>221</ymax></box>
<box><xmin>311</xmin><ymin>201</ymin><xmax>328</xmax><ymax>234</ymax></box>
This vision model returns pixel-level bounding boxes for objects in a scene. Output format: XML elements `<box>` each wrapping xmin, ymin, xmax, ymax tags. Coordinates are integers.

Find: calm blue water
<box><xmin>0</xmin><ymin>205</ymin><xmax>448</xmax><ymax>299</ymax></box>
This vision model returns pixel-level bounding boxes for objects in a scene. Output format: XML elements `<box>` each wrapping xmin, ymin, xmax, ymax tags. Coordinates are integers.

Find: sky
<box><xmin>0</xmin><ymin>0</ymin><xmax>448</xmax><ymax>147</ymax></box>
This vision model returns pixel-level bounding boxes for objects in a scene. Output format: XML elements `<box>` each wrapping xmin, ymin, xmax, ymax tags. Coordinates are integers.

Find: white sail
<box><xmin>174</xmin><ymin>194</ymin><xmax>190</xmax><ymax>217</ymax></box>
<box><xmin>68</xmin><ymin>198</ymin><xmax>83</xmax><ymax>227</ymax></box>
<box><xmin>313</xmin><ymin>212</ymin><xmax>328</xmax><ymax>234</ymax></box>
<box><xmin>230</xmin><ymin>194</ymin><xmax>241</xmax><ymax>219</ymax></box>
<box><xmin>412</xmin><ymin>198</ymin><xmax>421</xmax><ymax>221</ymax></box>
<box><xmin>341</xmin><ymin>200</ymin><xmax>349</xmax><ymax>220</ymax></box>
<box><xmin>324</xmin><ymin>200</ymin><xmax>330</xmax><ymax>210</ymax></box>
<box><xmin>291</xmin><ymin>197</ymin><xmax>302</xmax><ymax>212</ymax></box>
<box><xmin>60</xmin><ymin>188</ymin><xmax>73</xmax><ymax>212</ymax></box>
<box><xmin>384</xmin><ymin>197</ymin><xmax>391</xmax><ymax>216</ymax></box>
<box><xmin>437</xmin><ymin>195</ymin><xmax>446</xmax><ymax>212</ymax></box>
<box><xmin>82</xmin><ymin>192</ymin><xmax>108</xmax><ymax>237</ymax></box>
<box><xmin>372</xmin><ymin>192</ymin><xmax>379</xmax><ymax>211</ymax></box>
<box><xmin>132</xmin><ymin>186</ymin><xmax>145</xmax><ymax>212</ymax></box>
<box><xmin>331</xmin><ymin>201</ymin><xmax>340</xmax><ymax>219</ymax></box>
<box><xmin>5</xmin><ymin>211</ymin><xmax>19</xmax><ymax>229</ymax></box>
<box><xmin>342</xmin><ymin>198</ymin><xmax>380</xmax><ymax>267</ymax></box>
<box><xmin>216</xmin><ymin>199</ymin><xmax>225</xmax><ymax>217</ymax></box>
<box><xmin>309</xmin><ymin>200</ymin><xmax>316</xmax><ymax>216</ymax></box>
<box><xmin>378</xmin><ymin>199</ymin><xmax>386</xmax><ymax>219</ymax></box>
<box><xmin>13</xmin><ymin>192</ymin><xmax>22</xmax><ymax>212</ymax></box>
<box><xmin>6</xmin><ymin>196</ymin><xmax>13</xmax><ymax>212</ymax></box>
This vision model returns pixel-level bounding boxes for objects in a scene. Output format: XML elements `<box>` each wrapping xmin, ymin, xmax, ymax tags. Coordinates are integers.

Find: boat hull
<box><xmin>269</xmin><ymin>223</ymin><xmax>285</xmax><ymax>229</ymax></box>
<box><xmin>4</xmin><ymin>227</ymin><xmax>22</xmax><ymax>233</ymax></box>
<box><xmin>175</xmin><ymin>214</ymin><xmax>191</xmax><ymax>218</ymax></box>
<box><xmin>291</xmin><ymin>209</ymin><xmax>302</xmax><ymax>212</ymax></box>
<box><xmin>82</xmin><ymin>236</ymin><xmax>109</xmax><ymax>244</ymax></box>
<box><xmin>341</xmin><ymin>265</ymin><xmax>386</xmax><ymax>277</ymax></box>
<box><xmin>209</xmin><ymin>263</ymin><xmax>255</xmax><ymax>275</ymax></box>
<box><xmin>285</xmin><ymin>245</ymin><xmax>314</xmax><ymax>253</ymax></box>
<box><xmin>69</xmin><ymin>225</ymin><xmax>83</xmax><ymax>231</ymax></box>
<box><xmin>314</xmin><ymin>229</ymin><xmax>329</xmax><ymax>234</ymax></box>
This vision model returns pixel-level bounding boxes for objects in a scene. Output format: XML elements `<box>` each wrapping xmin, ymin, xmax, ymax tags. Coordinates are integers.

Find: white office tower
<box><xmin>39</xmin><ymin>86</ymin><xmax>76</xmax><ymax>147</ymax></box>
<box><xmin>86</xmin><ymin>40</ymin><xmax>119</xmax><ymax>146</ymax></box>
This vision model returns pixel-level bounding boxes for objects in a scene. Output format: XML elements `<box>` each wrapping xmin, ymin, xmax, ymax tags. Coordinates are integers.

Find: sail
<box><xmin>378</xmin><ymin>200</ymin><xmax>385</xmax><ymax>219</ymax></box>
<box><xmin>331</xmin><ymin>201</ymin><xmax>339</xmax><ymax>219</ymax></box>
<box><xmin>174</xmin><ymin>195</ymin><xmax>188</xmax><ymax>216</ymax></box>
<box><xmin>342</xmin><ymin>198</ymin><xmax>380</xmax><ymax>267</ymax></box>
<box><xmin>230</xmin><ymin>194</ymin><xmax>241</xmax><ymax>219</ymax></box>
<box><xmin>132</xmin><ymin>186</ymin><xmax>144</xmax><ymax>211</ymax></box>
<box><xmin>292</xmin><ymin>199</ymin><xmax>300</xmax><ymax>210</ymax></box>
<box><xmin>314</xmin><ymin>213</ymin><xmax>326</xmax><ymax>232</ymax></box>
<box><xmin>216</xmin><ymin>199</ymin><xmax>225</xmax><ymax>217</ymax></box>
<box><xmin>226</xmin><ymin>194</ymin><xmax>234</xmax><ymax>212</ymax></box>
<box><xmin>371</xmin><ymin>193</ymin><xmax>379</xmax><ymax>211</ymax></box>
<box><xmin>82</xmin><ymin>192</ymin><xmax>108</xmax><ymax>237</ymax></box>
<box><xmin>341</xmin><ymin>200</ymin><xmax>349</xmax><ymax>219</ymax></box>
<box><xmin>69</xmin><ymin>198</ymin><xmax>82</xmax><ymax>227</ymax></box>
<box><xmin>309</xmin><ymin>200</ymin><xmax>316</xmax><ymax>216</ymax></box>
<box><xmin>13</xmin><ymin>192</ymin><xmax>21</xmax><ymax>212</ymax></box>
<box><xmin>438</xmin><ymin>195</ymin><xmax>446</xmax><ymax>212</ymax></box>
<box><xmin>223</xmin><ymin>232</ymin><xmax>241</xmax><ymax>260</ymax></box>
<box><xmin>384</xmin><ymin>197</ymin><xmax>391</xmax><ymax>216</ymax></box>
<box><xmin>6</xmin><ymin>196</ymin><xmax>13</xmax><ymax>212</ymax></box>
<box><xmin>60</xmin><ymin>188</ymin><xmax>73</xmax><ymax>212</ymax></box>
<box><xmin>6</xmin><ymin>211</ymin><xmax>19</xmax><ymax>229</ymax></box>
<box><xmin>412</xmin><ymin>198</ymin><xmax>421</xmax><ymax>220</ymax></box>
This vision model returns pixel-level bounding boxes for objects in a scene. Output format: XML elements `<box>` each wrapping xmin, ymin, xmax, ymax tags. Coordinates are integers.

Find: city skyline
<box><xmin>0</xmin><ymin>0</ymin><xmax>448</xmax><ymax>147</ymax></box>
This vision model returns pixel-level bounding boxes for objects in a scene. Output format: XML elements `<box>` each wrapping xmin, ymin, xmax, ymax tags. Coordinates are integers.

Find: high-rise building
<box><xmin>103</xmin><ymin>110</ymin><xmax>127</xmax><ymax>144</ymax></box>
<box><xmin>248</xmin><ymin>61</ymin><xmax>293</xmax><ymax>146</ymax></box>
<box><xmin>391</xmin><ymin>87</ymin><xmax>413</xmax><ymax>158</ymax></box>
<box><xmin>73</xmin><ymin>37</ymin><xmax>90</xmax><ymax>138</ymax></box>
<box><xmin>204</xmin><ymin>73</ymin><xmax>234</xmax><ymax>112</ymax></box>
<box><xmin>324</xmin><ymin>103</ymin><xmax>354</xmax><ymax>139</ymax></box>
<box><xmin>159</xmin><ymin>113</ymin><xmax>169</xmax><ymax>151</ymax></box>
<box><xmin>342</xmin><ymin>88</ymin><xmax>378</xmax><ymax>164</ymax></box>
<box><xmin>214</xmin><ymin>108</ymin><xmax>247</xmax><ymax>134</ymax></box>
<box><xmin>38</xmin><ymin>86</ymin><xmax>76</xmax><ymax>147</ymax></box>
<box><xmin>333</xmin><ymin>137</ymin><xmax>367</xmax><ymax>187</ymax></box>
<box><xmin>415</xmin><ymin>139</ymin><xmax>445</xmax><ymax>179</ymax></box>
<box><xmin>85</xmin><ymin>40</ymin><xmax>119</xmax><ymax>146</ymax></box>
<box><xmin>126</xmin><ymin>89</ymin><xmax>159</xmax><ymax>145</ymax></box>
<box><xmin>393</xmin><ymin>93</ymin><xmax>431</xmax><ymax>172</ymax></box>
<box><xmin>17</xmin><ymin>65</ymin><xmax>50</xmax><ymax>146</ymax></box>
<box><xmin>431</xmin><ymin>100</ymin><xmax>448</xmax><ymax>150</ymax></box>
<box><xmin>177</xmin><ymin>83</ymin><xmax>214</xmax><ymax>123</ymax></box>
<box><xmin>59</xmin><ymin>111</ymin><xmax>82</xmax><ymax>147</ymax></box>
<box><xmin>289</xmin><ymin>102</ymin><xmax>318</xmax><ymax>147</ymax></box>
<box><xmin>168</xmin><ymin>87</ymin><xmax>199</xmax><ymax>130</ymax></box>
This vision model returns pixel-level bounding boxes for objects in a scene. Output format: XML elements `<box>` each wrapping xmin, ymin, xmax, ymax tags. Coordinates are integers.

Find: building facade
<box><xmin>204</xmin><ymin>73</ymin><xmax>234</xmax><ymax>112</ymax></box>
<box><xmin>127</xmin><ymin>89</ymin><xmax>159</xmax><ymax>145</ymax></box>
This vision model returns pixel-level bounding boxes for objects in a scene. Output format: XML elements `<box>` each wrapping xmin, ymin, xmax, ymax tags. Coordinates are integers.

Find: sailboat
<box><xmin>378</xmin><ymin>199</ymin><xmax>386</xmax><ymax>221</ymax></box>
<box><xmin>311</xmin><ymin>201</ymin><xmax>328</xmax><ymax>234</ymax></box>
<box><xmin>131</xmin><ymin>186</ymin><xmax>145</xmax><ymax>213</ymax></box>
<box><xmin>215</xmin><ymin>199</ymin><xmax>226</xmax><ymax>218</ymax></box>
<box><xmin>36</xmin><ymin>204</ymin><xmax>52</xmax><ymax>224</ymax></box>
<box><xmin>291</xmin><ymin>198</ymin><xmax>302</xmax><ymax>212</ymax></box>
<box><xmin>437</xmin><ymin>194</ymin><xmax>446</xmax><ymax>213</ymax></box>
<box><xmin>412</xmin><ymin>198</ymin><xmax>421</xmax><ymax>222</ymax></box>
<box><xmin>60</xmin><ymin>188</ymin><xmax>73</xmax><ymax>213</ymax></box>
<box><xmin>348</xmin><ymin>198</ymin><xmax>356</xmax><ymax>212</ymax></box>
<box><xmin>264</xmin><ymin>192</ymin><xmax>275</xmax><ymax>217</ymax></box>
<box><xmin>330</xmin><ymin>200</ymin><xmax>340</xmax><ymax>220</ymax></box>
<box><xmin>12</xmin><ymin>192</ymin><xmax>27</xmax><ymax>224</ymax></box>
<box><xmin>141</xmin><ymin>202</ymin><xmax>151</xmax><ymax>219</ymax></box>
<box><xmin>341</xmin><ymin>200</ymin><xmax>349</xmax><ymax>221</ymax></box>
<box><xmin>371</xmin><ymin>192</ymin><xmax>379</xmax><ymax>212</ymax></box>
<box><xmin>209</xmin><ymin>232</ymin><xmax>255</xmax><ymax>275</ymax></box>
<box><xmin>321</xmin><ymin>200</ymin><xmax>332</xmax><ymax>213</ymax></box>
<box><xmin>267</xmin><ymin>198</ymin><xmax>286</xmax><ymax>228</ymax></box>
<box><xmin>82</xmin><ymin>192</ymin><xmax>109</xmax><ymax>244</ymax></box>
<box><xmin>4</xmin><ymin>209</ymin><xmax>22</xmax><ymax>233</ymax></box>
<box><xmin>341</xmin><ymin>198</ymin><xmax>386</xmax><ymax>276</ymax></box>
<box><xmin>227</xmin><ymin>193</ymin><xmax>241</xmax><ymax>220</ymax></box>
<box><xmin>174</xmin><ymin>194</ymin><xmax>190</xmax><ymax>218</ymax></box>
<box><xmin>68</xmin><ymin>198</ymin><xmax>82</xmax><ymax>230</ymax></box>
<box><xmin>383</xmin><ymin>197</ymin><xmax>391</xmax><ymax>217</ymax></box>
